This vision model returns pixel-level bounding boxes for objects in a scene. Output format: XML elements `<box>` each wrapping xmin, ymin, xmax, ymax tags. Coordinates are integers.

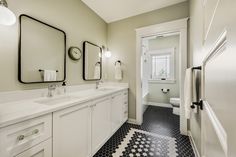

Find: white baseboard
<box><xmin>188</xmin><ymin>131</ymin><xmax>200</xmax><ymax>157</ymax></box>
<box><xmin>127</xmin><ymin>118</ymin><xmax>138</xmax><ymax>125</ymax></box>
<box><xmin>147</xmin><ymin>102</ymin><xmax>172</xmax><ymax>108</ymax></box>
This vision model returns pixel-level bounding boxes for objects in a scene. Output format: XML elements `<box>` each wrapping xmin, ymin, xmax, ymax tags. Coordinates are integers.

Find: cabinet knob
<box><xmin>33</xmin><ymin>129</ymin><xmax>39</xmax><ymax>134</ymax></box>
<box><xmin>17</xmin><ymin>135</ymin><xmax>25</xmax><ymax>141</ymax></box>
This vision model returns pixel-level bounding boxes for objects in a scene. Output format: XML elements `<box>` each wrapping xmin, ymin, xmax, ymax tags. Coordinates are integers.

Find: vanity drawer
<box><xmin>0</xmin><ymin>114</ymin><xmax>52</xmax><ymax>157</ymax></box>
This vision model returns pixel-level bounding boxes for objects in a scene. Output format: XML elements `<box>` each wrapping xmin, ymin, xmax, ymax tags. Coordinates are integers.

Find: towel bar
<box><xmin>39</xmin><ymin>69</ymin><xmax>59</xmax><ymax>72</ymax></box>
<box><xmin>192</xmin><ymin>66</ymin><xmax>202</xmax><ymax>70</ymax></box>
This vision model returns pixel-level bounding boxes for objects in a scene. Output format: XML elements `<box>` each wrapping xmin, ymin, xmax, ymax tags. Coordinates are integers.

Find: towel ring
<box><xmin>95</xmin><ymin>62</ymin><xmax>101</xmax><ymax>66</ymax></box>
<box><xmin>115</xmin><ymin>60</ymin><xmax>121</xmax><ymax>65</ymax></box>
<box><xmin>39</xmin><ymin>69</ymin><xmax>59</xmax><ymax>72</ymax></box>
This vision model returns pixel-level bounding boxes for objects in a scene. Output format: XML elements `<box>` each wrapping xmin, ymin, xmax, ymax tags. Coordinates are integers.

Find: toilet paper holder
<box><xmin>161</xmin><ymin>88</ymin><xmax>170</xmax><ymax>93</ymax></box>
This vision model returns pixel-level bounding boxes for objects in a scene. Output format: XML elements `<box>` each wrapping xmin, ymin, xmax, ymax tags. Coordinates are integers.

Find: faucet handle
<box><xmin>48</xmin><ymin>84</ymin><xmax>56</xmax><ymax>90</ymax></box>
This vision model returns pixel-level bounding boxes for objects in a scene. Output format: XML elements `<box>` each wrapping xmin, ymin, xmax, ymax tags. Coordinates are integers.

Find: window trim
<box><xmin>148</xmin><ymin>48</ymin><xmax>175</xmax><ymax>83</ymax></box>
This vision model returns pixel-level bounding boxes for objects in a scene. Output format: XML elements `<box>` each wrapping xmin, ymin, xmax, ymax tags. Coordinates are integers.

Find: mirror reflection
<box><xmin>83</xmin><ymin>41</ymin><xmax>102</xmax><ymax>81</ymax></box>
<box><xmin>19</xmin><ymin>15</ymin><xmax>66</xmax><ymax>83</ymax></box>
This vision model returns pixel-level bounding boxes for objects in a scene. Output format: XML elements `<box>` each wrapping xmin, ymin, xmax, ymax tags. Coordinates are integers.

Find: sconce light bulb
<box><xmin>105</xmin><ymin>51</ymin><xmax>111</xmax><ymax>58</ymax></box>
<box><xmin>0</xmin><ymin>4</ymin><xmax>16</xmax><ymax>26</ymax></box>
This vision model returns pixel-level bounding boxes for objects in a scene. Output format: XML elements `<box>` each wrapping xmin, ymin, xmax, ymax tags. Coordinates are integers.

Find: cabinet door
<box><xmin>53</xmin><ymin>103</ymin><xmax>91</xmax><ymax>157</ymax></box>
<box><xmin>15</xmin><ymin>139</ymin><xmax>51</xmax><ymax>157</ymax></box>
<box><xmin>91</xmin><ymin>97</ymin><xmax>111</xmax><ymax>154</ymax></box>
<box><xmin>111</xmin><ymin>92</ymin><xmax>123</xmax><ymax>133</ymax></box>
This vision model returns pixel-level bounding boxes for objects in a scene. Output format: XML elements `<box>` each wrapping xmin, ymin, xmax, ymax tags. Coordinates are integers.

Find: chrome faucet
<box><xmin>95</xmin><ymin>80</ymin><xmax>103</xmax><ymax>89</ymax></box>
<box><xmin>47</xmin><ymin>84</ymin><xmax>57</xmax><ymax>97</ymax></box>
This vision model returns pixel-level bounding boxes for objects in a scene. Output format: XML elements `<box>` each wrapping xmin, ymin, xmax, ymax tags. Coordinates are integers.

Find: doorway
<box><xmin>141</xmin><ymin>33</ymin><xmax>181</xmax><ymax>116</ymax></box>
<box><xmin>136</xmin><ymin>18</ymin><xmax>188</xmax><ymax>135</ymax></box>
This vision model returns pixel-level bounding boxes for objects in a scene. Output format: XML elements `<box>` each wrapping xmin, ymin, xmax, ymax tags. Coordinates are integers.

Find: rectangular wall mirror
<box><xmin>83</xmin><ymin>41</ymin><xmax>102</xmax><ymax>81</ymax></box>
<box><xmin>19</xmin><ymin>14</ymin><xmax>66</xmax><ymax>84</ymax></box>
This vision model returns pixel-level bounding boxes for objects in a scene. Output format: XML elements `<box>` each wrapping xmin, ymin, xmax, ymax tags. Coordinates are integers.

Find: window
<box><xmin>151</xmin><ymin>54</ymin><xmax>170</xmax><ymax>79</ymax></box>
<box><xmin>149</xmin><ymin>48</ymin><xmax>175</xmax><ymax>82</ymax></box>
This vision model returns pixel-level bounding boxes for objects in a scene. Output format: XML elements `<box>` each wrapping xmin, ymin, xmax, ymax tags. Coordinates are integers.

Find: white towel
<box><xmin>192</xmin><ymin>71</ymin><xmax>198</xmax><ymax>113</ymax></box>
<box><xmin>94</xmin><ymin>65</ymin><xmax>101</xmax><ymax>79</ymax></box>
<box><xmin>115</xmin><ymin>63</ymin><xmax>122</xmax><ymax>80</ymax></box>
<box><xmin>184</xmin><ymin>68</ymin><xmax>199</xmax><ymax>119</ymax></box>
<box><xmin>44</xmin><ymin>70</ymin><xmax>57</xmax><ymax>81</ymax></box>
<box><xmin>184</xmin><ymin>68</ymin><xmax>193</xmax><ymax>119</ymax></box>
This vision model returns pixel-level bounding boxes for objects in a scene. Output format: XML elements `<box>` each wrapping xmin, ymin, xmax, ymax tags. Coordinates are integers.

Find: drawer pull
<box><xmin>124</xmin><ymin>111</ymin><xmax>128</xmax><ymax>114</ymax></box>
<box><xmin>17</xmin><ymin>129</ymin><xmax>39</xmax><ymax>141</ymax></box>
<box><xmin>17</xmin><ymin>135</ymin><xmax>25</xmax><ymax>141</ymax></box>
<box><xmin>124</xmin><ymin>102</ymin><xmax>128</xmax><ymax>104</ymax></box>
<box><xmin>124</xmin><ymin>93</ymin><xmax>127</xmax><ymax>95</ymax></box>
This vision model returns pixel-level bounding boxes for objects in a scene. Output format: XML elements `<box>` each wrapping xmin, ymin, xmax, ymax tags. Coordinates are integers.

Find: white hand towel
<box><xmin>94</xmin><ymin>65</ymin><xmax>101</xmax><ymax>79</ymax></box>
<box><xmin>115</xmin><ymin>63</ymin><xmax>122</xmax><ymax>80</ymax></box>
<box><xmin>192</xmin><ymin>71</ymin><xmax>198</xmax><ymax>113</ymax></box>
<box><xmin>184</xmin><ymin>68</ymin><xmax>193</xmax><ymax>119</ymax></box>
<box><xmin>44</xmin><ymin>70</ymin><xmax>57</xmax><ymax>81</ymax></box>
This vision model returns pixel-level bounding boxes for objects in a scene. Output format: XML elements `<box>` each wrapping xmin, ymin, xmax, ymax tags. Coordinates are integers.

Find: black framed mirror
<box><xmin>83</xmin><ymin>41</ymin><xmax>102</xmax><ymax>81</ymax></box>
<box><xmin>18</xmin><ymin>14</ymin><xmax>66</xmax><ymax>84</ymax></box>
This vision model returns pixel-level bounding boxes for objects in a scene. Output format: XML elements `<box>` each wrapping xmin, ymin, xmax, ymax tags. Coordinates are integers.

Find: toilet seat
<box><xmin>170</xmin><ymin>98</ymin><xmax>180</xmax><ymax>107</ymax></box>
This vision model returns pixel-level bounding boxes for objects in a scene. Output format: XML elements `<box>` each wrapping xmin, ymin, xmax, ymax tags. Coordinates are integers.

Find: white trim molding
<box><xmin>188</xmin><ymin>131</ymin><xmax>200</xmax><ymax>157</ymax></box>
<box><xmin>127</xmin><ymin>118</ymin><xmax>138</xmax><ymax>125</ymax></box>
<box><xmin>147</xmin><ymin>102</ymin><xmax>172</xmax><ymax>108</ymax></box>
<box><xmin>203</xmin><ymin>101</ymin><xmax>228</xmax><ymax>156</ymax></box>
<box><xmin>135</xmin><ymin>18</ymin><xmax>188</xmax><ymax>135</ymax></box>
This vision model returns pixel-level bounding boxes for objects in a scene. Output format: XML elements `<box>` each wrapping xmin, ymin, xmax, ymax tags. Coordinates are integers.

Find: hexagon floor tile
<box><xmin>94</xmin><ymin>106</ymin><xmax>195</xmax><ymax>157</ymax></box>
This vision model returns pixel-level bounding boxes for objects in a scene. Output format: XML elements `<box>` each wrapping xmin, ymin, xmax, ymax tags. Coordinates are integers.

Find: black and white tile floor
<box><xmin>94</xmin><ymin>106</ymin><xmax>195</xmax><ymax>157</ymax></box>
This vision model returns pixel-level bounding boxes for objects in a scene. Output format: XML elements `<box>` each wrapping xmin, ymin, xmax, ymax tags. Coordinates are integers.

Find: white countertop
<box><xmin>0</xmin><ymin>85</ymin><xmax>128</xmax><ymax>129</ymax></box>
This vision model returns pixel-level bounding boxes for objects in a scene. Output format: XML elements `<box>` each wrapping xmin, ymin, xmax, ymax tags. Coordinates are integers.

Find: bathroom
<box><xmin>141</xmin><ymin>33</ymin><xmax>181</xmax><ymax>115</ymax></box>
<box><xmin>0</xmin><ymin>0</ymin><xmax>236</xmax><ymax>157</ymax></box>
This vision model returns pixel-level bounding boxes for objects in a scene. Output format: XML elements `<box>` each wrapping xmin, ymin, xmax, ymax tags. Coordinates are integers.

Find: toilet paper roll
<box><xmin>161</xmin><ymin>88</ymin><xmax>170</xmax><ymax>94</ymax></box>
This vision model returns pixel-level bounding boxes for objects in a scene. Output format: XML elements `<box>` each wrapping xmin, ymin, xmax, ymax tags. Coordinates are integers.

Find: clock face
<box><xmin>68</xmin><ymin>47</ymin><xmax>82</xmax><ymax>61</ymax></box>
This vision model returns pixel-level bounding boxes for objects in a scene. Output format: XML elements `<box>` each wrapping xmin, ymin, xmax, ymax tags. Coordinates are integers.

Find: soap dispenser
<box><xmin>62</xmin><ymin>81</ymin><xmax>67</xmax><ymax>94</ymax></box>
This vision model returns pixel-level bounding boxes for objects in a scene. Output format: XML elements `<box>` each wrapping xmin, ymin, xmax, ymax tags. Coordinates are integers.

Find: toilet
<box><xmin>170</xmin><ymin>98</ymin><xmax>180</xmax><ymax>115</ymax></box>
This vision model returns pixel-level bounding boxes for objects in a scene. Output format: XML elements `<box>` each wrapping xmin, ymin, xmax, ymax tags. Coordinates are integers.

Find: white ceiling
<box><xmin>81</xmin><ymin>0</ymin><xmax>187</xmax><ymax>23</ymax></box>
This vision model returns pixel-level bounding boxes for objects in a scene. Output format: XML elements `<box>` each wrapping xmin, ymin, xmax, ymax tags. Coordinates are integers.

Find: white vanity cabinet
<box><xmin>53</xmin><ymin>102</ymin><xmax>91</xmax><ymax>157</ymax></box>
<box><xmin>122</xmin><ymin>90</ymin><xmax>129</xmax><ymax>122</ymax></box>
<box><xmin>14</xmin><ymin>139</ymin><xmax>52</xmax><ymax>157</ymax></box>
<box><xmin>0</xmin><ymin>114</ymin><xmax>52</xmax><ymax>157</ymax></box>
<box><xmin>91</xmin><ymin>96</ymin><xmax>111</xmax><ymax>154</ymax></box>
<box><xmin>111</xmin><ymin>92</ymin><xmax>123</xmax><ymax>133</ymax></box>
<box><xmin>0</xmin><ymin>88</ymin><xmax>128</xmax><ymax>157</ymax></box>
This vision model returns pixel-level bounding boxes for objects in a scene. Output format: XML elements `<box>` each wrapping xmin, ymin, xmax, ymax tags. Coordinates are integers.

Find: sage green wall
<box><xmin>107</xmin><ymin>1</ymin><xmax>189</xmax><ymax>119</ymax></box>
<box><xmin>0</xmin><ymin>0</ymin><xmax>107</xmax><ymax>92</ymax></box>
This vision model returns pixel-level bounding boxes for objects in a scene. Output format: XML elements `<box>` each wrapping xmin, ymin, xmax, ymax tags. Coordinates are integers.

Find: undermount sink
<box><xmin>35</xmin><ymin>96</ymin><xmax>76</xmax><ymax>105</ymax></box>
